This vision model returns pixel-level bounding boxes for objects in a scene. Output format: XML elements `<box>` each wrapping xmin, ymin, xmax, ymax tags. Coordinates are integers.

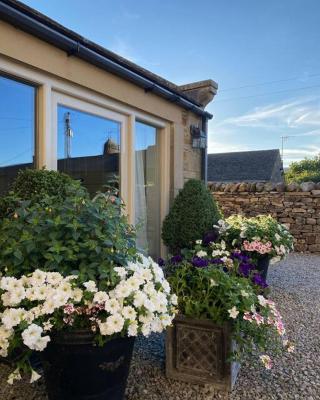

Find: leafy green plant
<box><xmin>161</xmin><ymin>179</ymin><xmax>222</xmax><ymax>252</ymax></box>
<box><xmin>0</xmin><ymin>169</ymin><xmax>87</xmax><ymax>218</ymax></box>
<box><xmin>0</xmin><ymin>186</ymin><xmax>137</xmax><ymax>281</ymax></box>
<box><xmin>285</xmin><ymin>155</ymin><xmax>320</xmax><ymax>183</ymax></box>
<box><xmin>167</xmin><ymin>261</ymin><xmax>294</xmax><ymax>367</ymax></box>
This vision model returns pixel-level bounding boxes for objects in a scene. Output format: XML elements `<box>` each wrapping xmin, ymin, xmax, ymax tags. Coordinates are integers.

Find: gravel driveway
<box><xmin>0</xmin><ymin>253</ymin><xmax>319</xmax><ymax>400</ymax></box>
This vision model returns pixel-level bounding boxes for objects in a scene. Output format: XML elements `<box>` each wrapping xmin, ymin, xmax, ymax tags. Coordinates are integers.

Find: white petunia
<box><xmin>30</xmin><ymin>369</ymin><xmax>41</xmax><ymax>383</ymax></box>
<box><xmin>196</xmin><ymin>250</ymin><xmax>207</xmax><ymax>258</ymax></box>
<box><xmin>104</xmin><ymin>298</ymin><xmax>121</xmax><ymax>314</ymax></box>
<box><xmin>128</xmin><ymin>321</ymin><xmax>138</xmax><ymax>337</ymax></box>
<box><xmin>228</xmin><ymin>306</ymin><xmax>239</xmax><ymax>319</ymax></box>
<box><xmin>83</xmin><ymin>281</ymin><xmax>98</xmax><ymax>293</ymax></box>
<box><xmin>106</xmin><ymin>313</ymin><xmax>124</xmax><ymax>334</ymax></box>
<box><xmin>7</xmin><ymin>368</ymin><xmax>22</xmax><ymax>385</ymax></box>
<box><xmin>93</xmin><ymin>291</ymin><xmax>109</xmax><ymax>304</ymax></box>
<box><xmin>114</xmin><ymin>267</ymin><xmax>127</xmax><ymax>279</ymax></box>
<box><xmin>122</xmin><ymin>306</ymin><xmax>137</xmax><ymax>321</ymax></box>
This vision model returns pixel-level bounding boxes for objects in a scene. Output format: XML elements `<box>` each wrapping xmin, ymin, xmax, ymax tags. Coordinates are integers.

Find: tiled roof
<box><xmin>207</xmin><ymin>149</ymin><xmax>282</xmax><ymax>182</ymax></box>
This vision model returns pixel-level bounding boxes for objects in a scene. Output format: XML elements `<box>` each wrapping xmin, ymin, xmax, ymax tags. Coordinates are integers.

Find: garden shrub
<box><xmin>0</xmin><ymin>183</ymin><xmax>137</xmax><ymax>281</ymax></box>
<box><xmin>0</xmin><ymin>169</ymin><xmax>87</xmax><ymax>218</ymax></box>
<box><xmin>161</xmin><ymin>179</ymin><xmax>222</xmax><ymax>252</ymax></box>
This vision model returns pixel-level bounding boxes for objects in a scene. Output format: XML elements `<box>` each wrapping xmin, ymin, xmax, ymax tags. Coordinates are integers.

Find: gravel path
<box><xmin>0</xmin><ymin>253</ymin><xmax>319</xmax><ymax>399</ymax></box>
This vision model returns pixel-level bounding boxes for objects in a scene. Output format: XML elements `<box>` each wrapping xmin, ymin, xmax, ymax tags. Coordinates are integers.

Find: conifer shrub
<box><xmin>161</xmin><ymin>179</ymin><xmax>222</xmax><ymax>252</ymax></box>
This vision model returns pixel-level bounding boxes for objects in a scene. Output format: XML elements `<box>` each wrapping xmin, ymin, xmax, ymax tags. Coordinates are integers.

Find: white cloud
<box><xmin>217</xmin><ymin>96</ymin><xmax>320</xmax><ymax>130</ymax></box>
<box><xmin>207</xmin><ymin>139</ymin><xmax>248</xmax><ymax>154</ymax></box>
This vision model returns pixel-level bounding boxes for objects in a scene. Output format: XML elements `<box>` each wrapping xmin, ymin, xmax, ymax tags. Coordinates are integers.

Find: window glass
<box><xmin>0</xmin><ymin>75</ymin><xmax>36</xmax><ymax>194</ymax></box>
<box><xmin>57</xmin><ymin>105</ymin><xmax>120</xmax><ymax>195</ymax></box>
<box><xmin>135</xmin><ymin>121</ymin><xmax>160</xmax><ymax>258</ymax></box>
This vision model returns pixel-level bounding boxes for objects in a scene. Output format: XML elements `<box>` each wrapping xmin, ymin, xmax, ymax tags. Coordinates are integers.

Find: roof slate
<box><xmin>207</xmin><ymin>149</ymin><xmax>282</xmax><ymax>182</ymax></box>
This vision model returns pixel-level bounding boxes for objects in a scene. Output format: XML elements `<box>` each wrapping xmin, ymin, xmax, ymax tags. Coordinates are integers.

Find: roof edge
<box><xmin>0</xmin><ymin>0</ymin><xmax>213</xmax><ymax>119</ymax></box>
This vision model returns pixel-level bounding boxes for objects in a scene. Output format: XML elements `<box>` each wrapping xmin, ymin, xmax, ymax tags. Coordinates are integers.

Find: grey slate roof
<box><xmin>207</xmin><ymin>149</ymin><xmax>283</xmax><ymax>183</ymax></box>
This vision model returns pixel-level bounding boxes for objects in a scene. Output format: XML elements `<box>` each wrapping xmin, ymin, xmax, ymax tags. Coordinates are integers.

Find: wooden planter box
<box><xmin>166</xmin><ymin>315</ymin><xmax>240</xmax><ymax>391</ymax></box>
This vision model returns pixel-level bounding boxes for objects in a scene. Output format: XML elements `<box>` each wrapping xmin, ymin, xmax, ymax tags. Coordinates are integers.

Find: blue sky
<box><xmin>20</xmin><ymin>0</ymin><xmax>320</xmax><ymax>167</ymax></box>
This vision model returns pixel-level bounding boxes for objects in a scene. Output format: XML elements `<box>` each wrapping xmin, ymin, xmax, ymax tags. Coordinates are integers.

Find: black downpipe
<box><xmin>0</xmin><ymin>1</ymin><xmax>212</xmax><ymax>120</ymax></box>
<box><xmin>201</xmin><ymin>115</ymin><xmax>208</xmax><ymax>184</ymax></box>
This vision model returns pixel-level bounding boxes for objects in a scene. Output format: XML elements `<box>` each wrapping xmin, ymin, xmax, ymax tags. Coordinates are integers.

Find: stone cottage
<box><xmin>0</xmin><ymin>0</ymin><xmax>217</xmax><ymax>257</ymax></box>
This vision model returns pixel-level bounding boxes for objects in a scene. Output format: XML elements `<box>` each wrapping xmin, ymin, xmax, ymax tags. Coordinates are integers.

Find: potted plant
<box><xmin>0</xmin><ymin>257</ymin><xmax>176</xmax><ymax>399</ymax></box>
<box><xmin>165</xmin><ymin>261</ymin><xmax>294</xmax><ymax>391</ymax></box>
<box><xmin>215</xmin><ymin>215</ymin><xmax>294</xmax><ymax>279</ymax></box>
<box><xmin>0</xmin><ymin>170</ymin><xmax>176</xmax><ymax>399</ymax></box>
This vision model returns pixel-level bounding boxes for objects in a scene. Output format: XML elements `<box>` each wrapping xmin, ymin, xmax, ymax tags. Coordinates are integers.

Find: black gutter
<box><xmin>0</xmin><ymin>1</ymin><xmax>212</xmax><ymax>120</ymax></box>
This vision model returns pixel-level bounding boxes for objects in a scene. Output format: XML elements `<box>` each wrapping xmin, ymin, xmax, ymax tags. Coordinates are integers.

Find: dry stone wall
<box><xmin>209</xmin><ymin>181</ymin><xmax>320</xmax><ymax>253</ymax></box>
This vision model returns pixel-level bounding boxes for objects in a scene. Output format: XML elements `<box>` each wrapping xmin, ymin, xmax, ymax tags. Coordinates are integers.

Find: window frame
<box><xmin>0</xmin><ymin>56</ymin><xmax>171</xmax><ymax>256</ymax></box>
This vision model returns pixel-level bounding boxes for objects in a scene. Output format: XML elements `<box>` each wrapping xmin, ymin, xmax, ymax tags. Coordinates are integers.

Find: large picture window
<box><xmin>0</xmin><ymin>75</ymin><xmax>36</xmax><ymax>194</ymax></box>
<box><xmin>57</xmin><ymin>105</ymin><xmax>120</xmax><ymax>195</ymax></box>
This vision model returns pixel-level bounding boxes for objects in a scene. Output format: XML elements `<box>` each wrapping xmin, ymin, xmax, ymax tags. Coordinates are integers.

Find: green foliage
<box><xmin>0</xmin><ymin>169</ymin><xmax>87</xmax><ymax>218</ymax></box>
<box><xmin>285</xmin><ymin>155</ymin><xmax>320</xmax><ymax>183</ymax></box>
<box><xmin>161</xmin><ymin>179</ymin><xmax>222</xmax><ymax>252</ymax></box>
<box><xmin>167</xmin><ymin>261</ymin><xmax>290</xmax><ymax>363</ymax></box>
<box><xmin>0</xmin><ymin>187</ymin><xmax>137</xmax><ymax>280</ymax></box>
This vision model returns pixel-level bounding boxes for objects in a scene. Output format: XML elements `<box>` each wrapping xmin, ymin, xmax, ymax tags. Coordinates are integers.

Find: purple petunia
<box><xmin>202</xmin><ymin>229</ymin><xmax>219</xmax><ymax>246</ymax></box>
<box><xmin>192</xmin><ymin>256</ymin><xmax>209</xmax><ymax>268</ymax></box>
<box><xmin>170</xmin><ymin>254</ymin><xmax>183</xmax><ymax>264</ymax></box>
<box><xmin>238</xmin><ymin>262</ymin><xmax>255</xmax><ymax>277</ymax></box>
<box><xmin>231</xmin><ymin>251</ymin><xmax>250</xmax><ymax>263</ymax></box>
<box><xmin>157</xmin><ymin>258</ymin><xmax>165</xmax><ymax>267</ymax></box>
<box><xmin>209</xmin><ymin>258</ymin><xmax>224</xmax><ymax>264</ymax></box>
<box><xmin>252</xmin><ymin>273</ymin><xmax>268</xmax><ymax>288</ymax></box>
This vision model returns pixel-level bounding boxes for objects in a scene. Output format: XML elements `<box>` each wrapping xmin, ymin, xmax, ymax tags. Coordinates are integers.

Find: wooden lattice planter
<box><xmin>166</xmin><ymin>315</ymin><xmax>240</xmax><ymax>391</ymax></box>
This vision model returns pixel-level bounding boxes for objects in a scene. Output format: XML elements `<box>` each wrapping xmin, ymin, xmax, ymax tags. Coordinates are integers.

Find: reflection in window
<box><xmin>0</xmin><ymin>75</ymin><xmax>35</xmax><ymax>194</ymax></box>
<box><xmin>135</xmin><ymin>121</ymin><xmax>160</xmax><ymax>258</ymax></box>
<box><xmin>57</xmin><ymin>105</ymin><xmax>120</xmax><ymax>195</ymax></box>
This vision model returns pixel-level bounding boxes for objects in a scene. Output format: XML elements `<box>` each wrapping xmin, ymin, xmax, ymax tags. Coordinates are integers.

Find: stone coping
<box><xmin>208</xmin><ymin>181</ymin><xmax>320</xmax><ymax>194</ymax></box>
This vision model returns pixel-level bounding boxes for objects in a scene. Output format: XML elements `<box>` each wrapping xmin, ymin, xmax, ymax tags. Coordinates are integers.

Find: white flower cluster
<box><xmin>0</xmin><ymin>255</ymin><xmax>177</xmax><ymax>384</ymax></box>
<box><xmin>97</xmin><ymin>255</ymin><xmax>177</xmax><ymax>337</ymax></box>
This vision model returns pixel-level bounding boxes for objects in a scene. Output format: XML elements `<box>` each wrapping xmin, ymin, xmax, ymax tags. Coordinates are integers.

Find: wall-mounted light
<box><xmin>190</xmin><ymin>125</ymin><xmax>206</xmax><ymax>149</ymax></box>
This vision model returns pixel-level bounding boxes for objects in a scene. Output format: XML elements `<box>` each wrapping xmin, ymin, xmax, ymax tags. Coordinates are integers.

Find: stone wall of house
<box><xmin>182</xmin><ymin>110</ymin><xmax>202</xmax><ymax>181</ymax></box>
<box><xmin>209</xmin><ymin>181</ymin><xmax>320</xmax><ymax>253</ymax></box>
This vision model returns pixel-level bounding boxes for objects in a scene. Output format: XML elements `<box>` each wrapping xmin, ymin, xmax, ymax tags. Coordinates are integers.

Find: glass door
<box><xmin>135</xmin><ymin>121</ymin><xmax>160</xmax><ymax>258</ymax></box>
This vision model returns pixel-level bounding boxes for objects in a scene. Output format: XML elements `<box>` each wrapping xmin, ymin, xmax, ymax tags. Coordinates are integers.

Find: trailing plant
<box><xmin>161</xmin><ymin>179</ymin><xmax>222</xmax><ymax>252</ymax></box>
<box><xmin>167</xmin><ymin>261</ymin><xmax>294</xmax><ymax>369</ymax></box>
<box><xmin>0</xmin><ymin>186</ymin><xmax>137</xmax><ymax>280</ymax></box>
<box><xmin>0</xmin><ymin>255</ymin><xmax>177</xmax><ymax>384</ymax></box>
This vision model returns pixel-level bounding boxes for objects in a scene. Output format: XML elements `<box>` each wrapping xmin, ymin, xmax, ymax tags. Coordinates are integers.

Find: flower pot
<box><xmin>41</xmin><ymin>330</ymin><xmax>135</xmax><ymax>400</ymax></box>
<box><xmin>166</xmin><ymin>315</ymin><xmax>240</xmax><ymax>391</ymax></box>
<box><xmin>256</xmin><ymin>255</ymin><xmax>270</xmax><ymax>280</ymax></box>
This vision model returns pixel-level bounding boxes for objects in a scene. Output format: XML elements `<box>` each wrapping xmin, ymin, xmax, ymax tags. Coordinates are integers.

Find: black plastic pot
<box><xmin>256</xmin><ymin>255</ymin><xmax>270</xmax><ymax>280</ymax></box>
<box><xmin>41</xmin><ymin>330</ymin><xmax>135</xmax><ymax>400</ymax></box>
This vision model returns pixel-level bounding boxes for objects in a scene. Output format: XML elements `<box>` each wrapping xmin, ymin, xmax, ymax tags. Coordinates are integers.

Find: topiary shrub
<box><xmin>0</xmin><ymin>169</ymin><xmax>88</xmax><ymax>218</ymax></box>
<box><xmin>11</xmin><ymin>168</ymin><xmax>87</xmax><ymax>201</ymax></box>
<box><xmin>161</xmin><ymin>179</ymin><xmax>222</xmax><ymax>252</ymax></box>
